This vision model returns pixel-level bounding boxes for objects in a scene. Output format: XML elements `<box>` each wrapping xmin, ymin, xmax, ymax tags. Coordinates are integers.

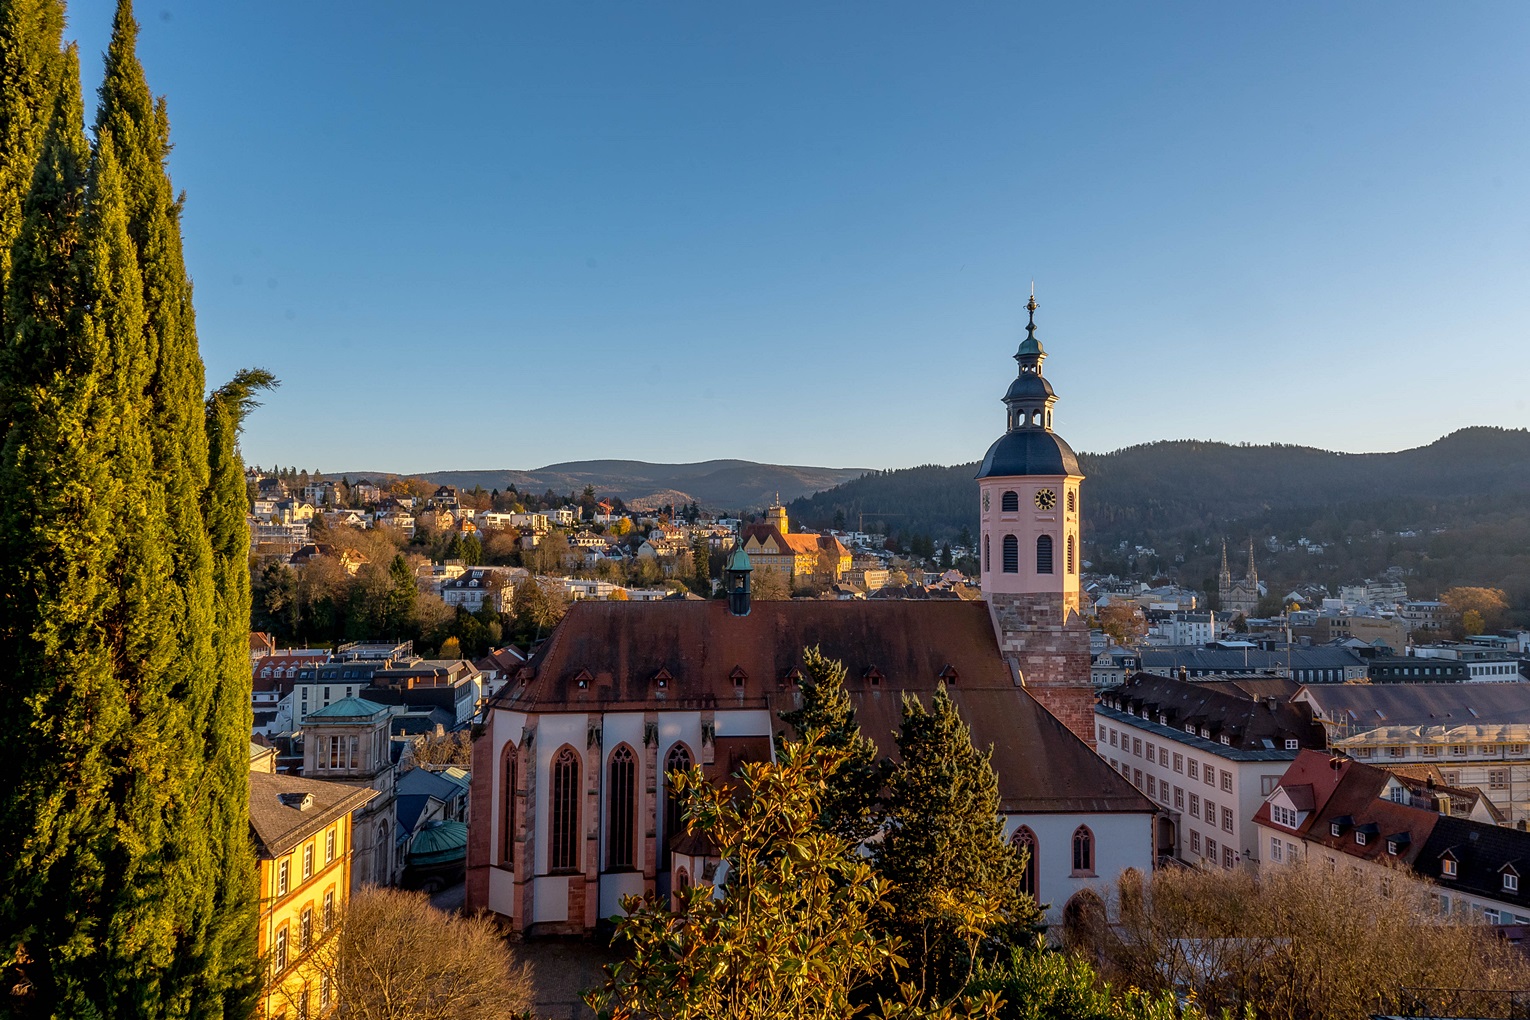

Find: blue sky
<box><xmin>69</xmin><ymin>2</ymin><xmax>1530</xmax><ymax>473</ymax></box>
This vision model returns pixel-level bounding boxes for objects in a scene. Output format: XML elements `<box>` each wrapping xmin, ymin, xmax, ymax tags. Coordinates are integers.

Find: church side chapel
<box><xmin>466</xmin><ymin>297</ymin><xmax>1156</xmax><ymax>935</ymax></box>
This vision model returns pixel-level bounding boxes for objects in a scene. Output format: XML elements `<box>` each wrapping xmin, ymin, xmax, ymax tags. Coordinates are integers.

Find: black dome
<box><xmin>1003</xmin><ymin>373</ymin><xmax>1055</xmax><ymax>403</ymax></box>
<box><xmin>975</xmin><ymin>429</ymin><xmax>1080</xmax><ymax>479</ymax></box>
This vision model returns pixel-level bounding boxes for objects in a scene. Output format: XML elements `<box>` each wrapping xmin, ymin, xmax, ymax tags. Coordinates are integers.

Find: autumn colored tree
<box><xmin>586</xmin><ymin>734</ymin><xmax>1001</xmax><ymax>1020</ymax></box>
<box><xmin>1441</xmin><ymin>586</ymin><xmax>1509</xmax><ymax>634</ymax></box>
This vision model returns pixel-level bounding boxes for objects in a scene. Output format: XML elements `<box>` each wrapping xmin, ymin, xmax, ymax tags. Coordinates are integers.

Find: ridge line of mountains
<box><xmin>342</xmin><ymin>427</ymin><xmax>1530</xmax><ymax>607</ymax></box>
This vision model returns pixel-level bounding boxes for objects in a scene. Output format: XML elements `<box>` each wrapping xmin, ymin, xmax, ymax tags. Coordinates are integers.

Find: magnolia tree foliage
<box><xmin>585</xmin><ymin>735</ymin><xmax>1003</xmax><ymax>1020</ymax></box>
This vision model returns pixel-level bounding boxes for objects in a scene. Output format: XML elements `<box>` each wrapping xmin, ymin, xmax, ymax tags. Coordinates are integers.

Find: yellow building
<box><xmin>250</xmin><ymin>771</ymin><xmax>375</xmax><ymax>1019</ymax></box>
<box><xmin>739</xmin><ymin>502</ymin><xmax>852</xmax><ymax>587</ymax></box>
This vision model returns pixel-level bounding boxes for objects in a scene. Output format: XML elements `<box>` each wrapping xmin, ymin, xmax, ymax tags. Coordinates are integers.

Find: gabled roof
<box><xmin>249</xmin><ymin>772</ymin><xmax>376</xmax><ymax>858</ymax></box>
<box><xmin>493</xmin><ymin>600</ymin><xmax>1155</xmax><ymax>815</ymax></box>
<box><xmin>1419</xmin><ymin>814</ymin><xmax>1530</xmax><ymax>910</ymax></box>
<box><xmin>1254</xmin><ymin>750</ymin><xmax>1437</xmax><ymax>869</ymax></box>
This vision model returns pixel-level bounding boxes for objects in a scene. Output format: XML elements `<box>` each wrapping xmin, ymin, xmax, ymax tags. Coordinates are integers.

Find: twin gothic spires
<box><xmin>1220</xmin><ymin>538</ymin><xmax>1258</xmax><ymax>586</ymax></box>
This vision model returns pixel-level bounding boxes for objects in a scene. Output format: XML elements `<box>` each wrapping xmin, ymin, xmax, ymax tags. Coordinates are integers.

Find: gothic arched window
<box><xmin>607</xmin><ymin>745</ymin><xmax>637</xmax><ymax>870</ymax></box>
<box><xmin>551</xmin><ymin>746</ymin><xmax>581</xmax><ymax>872</ymax></box>
<box><xmin>1001</xmin><ymin>491</ymin><xmax>1019</xmax><ymax>513</ymax></box>
<box><xmin>664</xmin><ymin>744</ymin><xmax>694</xmax><ymax>848</ymax></box>
<box><xmin>1012</xmin><ymin>826</ymin><xmax>1038</xmax><ymax>899</ymax></box>
<box><xmin>1072</xmin><ymin>825</ymin><xmax>1095</xmax><ymax>875</ymax></box>
<box><xmin>500</xmin><ymin>742</ymin><xmax>518</xmax><ymax>867</ymax></box>
<box><xmin>1002</xmin><ymin>535</ymin><xmax>1018</xmax><ymax>574</ymax></box>
<box><xmin>1067</xmin><ymin>535</ymin><xmax>1077</xmax><ymax>576</ymax></box>
<box><xmin>1036</xmin><ymin>534</ymin><xmax>1054</xmax><ymax>575</ymax></box>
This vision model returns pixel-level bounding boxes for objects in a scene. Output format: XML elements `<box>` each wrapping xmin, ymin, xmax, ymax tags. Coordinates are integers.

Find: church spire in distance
<box><xmin>1246</xmin><ymin>538</ymin><xmax>1258</xmax><ymax>586</ymax></box>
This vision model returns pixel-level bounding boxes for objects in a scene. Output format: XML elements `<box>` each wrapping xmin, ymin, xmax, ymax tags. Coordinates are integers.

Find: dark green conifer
<box><xmin>779</xmin><ymin>646</ymin><xmax>887</xmax><ymax>845</ymax></box>
<box><xmin>0</xmin><ymin>0</ymin><xmax>65</xmax><ymax>308</ymax></box>
<box><xmin>874</xmin><ymin>683</ymin><xmax>1040</xmax><ymax>1002</ymax></box>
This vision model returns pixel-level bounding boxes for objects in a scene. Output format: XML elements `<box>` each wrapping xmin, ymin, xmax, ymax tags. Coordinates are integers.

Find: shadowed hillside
<box><xmin>788</xmin><ymin>428</ymin><xmax>1530</xmax><ymax>609</ymax></box>
<box><xmin>339</xmin><ymin>459</ymin><xmax>868</xmax><ymax>510</ymax></box>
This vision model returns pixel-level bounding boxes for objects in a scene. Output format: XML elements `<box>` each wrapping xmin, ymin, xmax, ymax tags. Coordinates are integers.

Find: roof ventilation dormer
<box><xmin>278</xmin><ymin>792</ymin><xmax>315</xmax><ymax>811</ymax></box>
<box><xmin>863</xmin><ymin>666</ymin><xmax>885</xmax><ymax>687</ymax></box>
<box><xmin>652</xmin><ymin>667</ymin><xmax>674</xmax><ymax>690</ymax></box>
<box><xmin>781</xmin><ymin>666</ymin><xmax>806</xmax><ymax>687</ymax></box>
<box><xmin>730</xmin><ymin>666</ymin><xmax>748</xmax><ymax>690</ymax></box>
<box><xmin>573</xmin><ymin>668</ymin><xmax>593</xmax><ymax>690</ymax></box>
<box><xmin>938</xmin><ymin>664</ymin><xmax>959</xmax><ymax>685</ymax></box>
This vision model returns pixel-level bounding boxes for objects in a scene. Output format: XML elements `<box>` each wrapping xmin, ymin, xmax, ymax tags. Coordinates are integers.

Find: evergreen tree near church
<box><xmin>874</xmin><ymin>684</ymin><xmax>1041</xmax><ymax>1006</ymax></box>
<box><xmin>778</xmin><ymin>646</ymin><xmax>886</xmax><ymax>846</ymax></box>
<box><xmin>0</xmin><ymin>2</ymin><xmax>263</xmax><ymax>1014</ymax></box>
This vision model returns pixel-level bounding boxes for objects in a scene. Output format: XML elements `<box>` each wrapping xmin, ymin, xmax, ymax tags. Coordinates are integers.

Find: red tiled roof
<box><xmin>493</xmin><ymin>600</ymin><xmax>1153</xmax><ymax>815</ymax></box>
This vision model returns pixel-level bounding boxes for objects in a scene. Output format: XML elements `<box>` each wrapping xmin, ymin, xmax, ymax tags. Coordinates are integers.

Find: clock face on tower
<box><xmin>1034</xmin><ymin>488</ymin><xmax>1057</xmax><ymax>511</ymax></box>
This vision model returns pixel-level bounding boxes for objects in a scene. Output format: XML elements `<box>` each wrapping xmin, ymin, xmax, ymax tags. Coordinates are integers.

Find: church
<box><xmin>466</xmin><ymin>296</ymin><xmax>1156</xmax><ymax>934</ymax></box>
<box><xmin>1218</xmin><ymin>539</ymin><xmax>1263</xmax><ymax>618</ymax></box>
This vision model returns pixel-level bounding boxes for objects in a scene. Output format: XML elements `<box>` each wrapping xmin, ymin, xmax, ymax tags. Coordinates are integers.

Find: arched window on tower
<box><xmin>1072</xmin><ymin>825</ymin><xmax>1095</xmax><ymax>875</ymax></box>
<box><xmin>1067</xmin><ymin>535</ymin><xmax>1077</xmax><ymax>575</ymax></box>
<box><xmin>664</xmin><ymin>744</ymin><xmax>694</xmax><ymax>851</ymax></box>
<box><xmin>982</xmin><ymin>535</ymin><xmax>990</xmax><ymax>572</ymax></box>
<box><xmin>1012</xmin><ymin>826</ymin><xmax>1038</xmax><ymax>899</ymax></box>
<box><xmin>1002</xmin><ymin>535</ymin><xmax>1018</xmax><ymax>574</ymax></box>
<box><xmin>1001</xmin><ymin>491</ymin><xmax>1019</xmax><ymax>513</ymax></box>
<box><xmin>1067</xmin><ymin>489</ymin><xmax>1076</xmax><ymax>513</ymax></box>
<box><xmin>607</xmin><ymin>744</ymin><xmax>637</xmax><ymax>870</ymax></box>
<box><xmin>1036</xmin><ymin>534</ymin><xmax>1054</xmax><ymax>574</ymax></box>
<box><xmin>551</xmin><ymin>747</ymin><xmax>581</xmax><ymax>872</ymax></box>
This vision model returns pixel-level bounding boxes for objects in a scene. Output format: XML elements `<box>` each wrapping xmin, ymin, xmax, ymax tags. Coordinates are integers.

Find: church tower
<box><xmin>977</xmin><ymin>293</ymin><xmax>1093</xmax><ymax>745</ymax></box>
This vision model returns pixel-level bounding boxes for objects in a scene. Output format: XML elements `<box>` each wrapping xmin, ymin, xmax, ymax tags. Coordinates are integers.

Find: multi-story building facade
<box><xmin>303</xmin><ymin>698</ymin><xmax>400</xmax><ymax>889</ymax></box>
<box><xmin>1295</xmin><ymin>683</ymin><xmax>1530</xmax><ymax>824</ymax></box>
<box><xmin>1140</xmin><ymin>645</ymin><xmax>1368</xmax><ymax>684</ymax></box>
<box><xmin>1255</xmin><ymin>750</ymin><xmax>1530</xmax><ymax>925</ymax></box>
<box><xmin>250</xmin><ymin>770</ymin><xmax>375</xmax><ymax>1020</ymax></box>
<box><xmin>739</xmin><ymin>503</ymin><xmax>852</xmax><ymax>587</ymax></box>
<box><xmin>441</xmin><ymin>567</ymin><xmax>515</xmax><ymax>613</ymax></box>
<box><xmin>1096</xmin><ymin>674</ymin><xmax>1326</xmax><ymax>868</ymax></box>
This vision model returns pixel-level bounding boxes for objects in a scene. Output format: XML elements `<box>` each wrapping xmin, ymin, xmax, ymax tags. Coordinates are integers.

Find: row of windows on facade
<box><xmin>982</xmin><ymin>533</ymin><xmax>1076</xmax><ymax>575</ymax></box>
<box><xmin>500</xmin><ymin>743</ymin><xmax>1101</xmax><ymax>887</ymax></box>
<box><xmin>1186</xmin><ymin>829</ymin><xmax>1240</xmax><ymax>869</ymax></box>
<box><xmin>271</xmin><ymin>889</ymin><xmax>338</xmax><ymax>977</ymax></box>
<box><xmin>993</xmin><ymin>489</ymin><xmax>1077</xmax><ymax>514</ymax></box>
<box><xmin>1102</xmin><ymin>725</ymin><xmax>1260</xmax><ymax>786</ymax></box>
<box><xmin>1108</xmin><ymin>755</ymin><xmax>1237</xmax><ymax>834</ymax></box>
<box><xmin>1350</xmin><ymin>743</ymin><xmax>1528</xmax><ymax>761</ymax></box>
<box><xmin>275</xmin><ymin>826</ymin><xmax>343</xmax><ymax>897</ymax></box>
<box><xmin>501</xmin><ymin>743</ymin><xmax>696</xmax><ymax>873</ymax></box>
<box><xmin>1007</xmin><ymin>824</ymin><xmax>1097</xmax><ymax>900</ymax></box>
<box><xmin>273</xmin><ymin>972</ymin><xmax>334</xmax><ymax>1020</ymax></box>
<box><xmin>1269</xmin><ymin>840</ymin><xmax>1529</xmax><ymax>919</ymax></box>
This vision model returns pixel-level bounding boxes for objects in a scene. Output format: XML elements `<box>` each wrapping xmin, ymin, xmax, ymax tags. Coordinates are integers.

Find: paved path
<box><xmin>515</xmin><ymin>939</ymin><xmax>616</xmax><ymax>1020</ymax></box>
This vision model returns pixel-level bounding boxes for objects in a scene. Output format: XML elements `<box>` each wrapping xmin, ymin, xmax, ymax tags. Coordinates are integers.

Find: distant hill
<box><xmin>787</xmin><ymin>428</ymin><xmax>1530</xmax><ymax>609</ymax></box>
<box><xmin>337</xmin><ymin>459</ymin><xmax>869</xmax><ymax>512</ymax></box>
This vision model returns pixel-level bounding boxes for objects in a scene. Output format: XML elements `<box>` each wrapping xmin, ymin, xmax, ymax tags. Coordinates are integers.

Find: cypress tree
<box><xmin>1</xmin><ymin>3</ymin><xmax>260</xmax><ymax>1013</ymax></box>
<box><xmin>94</xmin><ymin>3</ymin><xmax>258</xmax><ymax>1013</ymax></box>
<box><xmin>0</xmin><ymin>0</ymin><xmax>65</xmax><ymax>307</ymax></box>
<box><xmin>873</xmin><ymin>683</ymin><xmax>1040</xmax><ymax>1003</ymax></box>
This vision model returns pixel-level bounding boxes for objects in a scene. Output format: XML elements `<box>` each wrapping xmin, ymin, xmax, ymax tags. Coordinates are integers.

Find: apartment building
<box><xmin>1095</xmin><ymin>673</ymin><xmax>1326</xmax><ymax>868</ymax></box>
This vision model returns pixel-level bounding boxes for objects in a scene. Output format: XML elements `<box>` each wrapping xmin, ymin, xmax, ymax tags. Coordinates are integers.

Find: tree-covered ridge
<box><xmin>787</xmin><ymin>428</ymin><xmax>1530</xmax><ymax>610</ymax></box>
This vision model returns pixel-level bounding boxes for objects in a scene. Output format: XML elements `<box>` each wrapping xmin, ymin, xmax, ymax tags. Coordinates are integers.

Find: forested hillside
<box><xmin>788</xmin><ymin>428</ymin><xmax>1530</xmax><ymax>610</ymax></box>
